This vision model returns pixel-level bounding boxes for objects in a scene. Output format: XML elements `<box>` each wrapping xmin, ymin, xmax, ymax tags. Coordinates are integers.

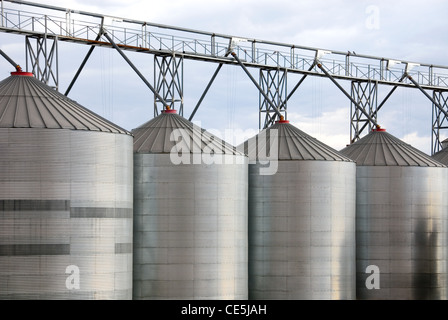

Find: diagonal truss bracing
<box><xmin>1</xmin><ymin>0</ymin><xmax>447</xmax><ymax>90</ymax></box>
<box><xmin>432</xmin><ymin>91</ymin><xmax>448</xmax><ymax>155</ymax></box>
<box><xmin>350</xmin><ymin>81</ymin><xmax>378</xmax><ymax>143</ymax></box>
<box><xmin>25</xmin><ymin>35</ymin><xmax>58</xmax><ymax>90</ymax></box>
<box><xmin>259</xmin><ymin>69</ymin><xmax>287</xmax><ymax>129</ymax></box>
<box><xmin>2</xmin><ymin>0</ymin><xmax>448</xmax><ymax>150</ymax></box>
<box><xmin>154</xmin><ymin>54</ymin><xmax>184</xmax><ymax>116</ymax></box>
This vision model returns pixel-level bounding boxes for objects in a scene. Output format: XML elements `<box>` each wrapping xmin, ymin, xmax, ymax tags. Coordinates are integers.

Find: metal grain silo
<box><xmin>132</xmin><ymin>108</ymin><xmax>248</xmax><ymax>300</ymax></box>
<box><xmin>0</xmin><ymin>71</ymin><xmax>134</xmax><ymax>299</ymax></box>
<box><xmin>340</xmin><ymin>126</ymin><xmax>448</xmax><ymax>300</ymax></box>
<box><xmin>240</xmin><ymin>117</ymin><xmax>356</xmax><ymax>300</ymax></box>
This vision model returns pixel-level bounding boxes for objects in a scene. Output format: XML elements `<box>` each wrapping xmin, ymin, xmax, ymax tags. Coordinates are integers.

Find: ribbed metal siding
<box><xmin>0</xmin><ymin>128</ymin><xmax>133</xmax><ymax>299</ymax></box>
<box><xmin>341</xmin><ymin>129</ymin><xmax>448</xmax><ymax>300</ymax></box>
<box><xmin>248</xmin><ymin>160</ymin><xmax>356</xmax><ymax>299</ymax></box>
<box><xmin>133</xmin><ymin>153</ymin><xmax>248</xmax><ymax>300</ymax></box>
<box><xmin>354</xmin><ymin>166</ymin><xmax>448</xmax><ymax>300</ymax></box>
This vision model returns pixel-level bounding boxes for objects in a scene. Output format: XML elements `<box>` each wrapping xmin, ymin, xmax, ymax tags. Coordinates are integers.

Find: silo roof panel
<box><xmin>432</xmin><ymin>146</ymin><xmax>448</xmax><ymax>165</ymax></box>
<box><xmin>239</xmin><ymin>121</ymin><xmax>353</xmax><ymax>162</ymax></box>
<box><xmin>340</xmin><ymin>130</ymin><xmax>445</xmax><ymax>167</ymax></box>
<box><xmin>0</xmin><ymin>73</ymin><xmax>131</xmax><ymax>134</ymax></box>
<box><xmin>132</xmin><ymin>111</ymin><xmax>242</xmax><ymax>155</ymax></box>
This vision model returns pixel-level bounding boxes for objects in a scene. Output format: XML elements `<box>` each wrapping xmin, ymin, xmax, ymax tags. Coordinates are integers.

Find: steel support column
<box><xmin>25</xmin><ymin>35</ymin><xmax>59</xmax><ymax>90</ymax></box>
<box><xmin>259</xmin><ymin>68</ymin><xmax>287</xmax><ymax>129</ymax></box>
<box><xmin>350</xmin><ymin>80</ymin><xmax>378</xmax><ymax>143</ymax></box>
<box><xmin>432</xmin><ymin>90</ymin><xmax>448</xmax><ymax>155</ymax></box>
<box><xmin>101</xmin><ymin>29</ymin><xmax>170</xmax><ymax>114</ymax></box>
<box><xmin>154</xmin><ymin>54</ymin><xmax>184</xmax><ymax>117</ymax></box>
<box><xmin>230</xmin><ymin>51</ymin><xmax>283</xmax><ymax>125</ymax></box>
<box><xmin>64</xmin><ymin>31</ymin><xmax>104</xmax><ymax>96</ymax></box>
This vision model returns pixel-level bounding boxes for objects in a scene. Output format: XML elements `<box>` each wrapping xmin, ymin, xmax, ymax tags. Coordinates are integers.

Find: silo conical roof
<box><xmin>239</xmin><ymin>119</ymin><xmax>353</xmax><ymax>162</ymax></box>
<box><xmin>432</xmin><ymin>144</ymin><xmax>448</xmax><ymax>164</ymax></box>
<box><xmin>132</xmin><ymin>109</ymin><xmax>241</xmax><ymax>155</ymax></box>
<box><xmin>0</xmin><ymin>72</ymin><xmax>130</xmax><ymax>134</ymax></box>
<box><xmin>340</xmin><ymin>128</ymin><xmax>444</xmax><ymax>167</ymax></box>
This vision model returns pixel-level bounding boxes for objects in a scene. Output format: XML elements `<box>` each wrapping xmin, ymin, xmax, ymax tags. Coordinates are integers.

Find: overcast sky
<box><xmin>1</xmin><ymin>0</ymin><xmax>447</xmax><ymax>154</ymax></box>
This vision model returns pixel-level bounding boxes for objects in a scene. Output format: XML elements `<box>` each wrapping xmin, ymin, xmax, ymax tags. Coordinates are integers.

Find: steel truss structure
<box><xmin>25</xmin><ymin>34</ymin><xmax>58</xmax><ymax>90</ymax></box>
<box><xmin>350</xmin><ymin>81</ymin><xmax>378</xmax><ymax>144</ymax></box>
<box><xmin>432</xmin><ymin>91</ymin><xmax>448</xmax><ymax>155</ymax></box>
<box><xmin>1</xmin><ymin>0</ymin><xmax>448</xmax><ymax>152</ymax></box>
<box><xmin>154</xmin><ymin>54</ymin><xmax>184</xmax><ymax>117</ymax></box>
<box><xmin>259</xmin><ymin>69</ymin><xmax>287</xmax><ymax>129</ymax></box>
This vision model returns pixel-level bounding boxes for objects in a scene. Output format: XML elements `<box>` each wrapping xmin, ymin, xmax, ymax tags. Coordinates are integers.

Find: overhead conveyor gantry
<box><xmin>1</xmin><ymin>0</ymin><xmax>448</xmax><ymax>153</ymax></box>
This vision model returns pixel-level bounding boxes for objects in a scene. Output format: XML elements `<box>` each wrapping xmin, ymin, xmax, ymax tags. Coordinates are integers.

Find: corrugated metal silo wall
<box><xmin>133</xmin><ymin>153</ymin><xmax>248</xmax><ymax>300</ymax></box>
<box><xmin>355</xmin><ymin>165</ymin><xmax>448</xmax><ymax>300</ymax></box>
<box><xmin>248</xmin><ymin>160</ymin><xmax>357</xmax><ymax>299</ymax></box>
<box><xmin>0</xmin><ymin>128</ymin><xmax>134</xmax><ymax>299</ymax></box>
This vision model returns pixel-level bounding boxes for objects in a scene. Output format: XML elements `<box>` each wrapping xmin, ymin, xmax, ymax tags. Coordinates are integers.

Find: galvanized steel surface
<box><xmin>133</xmin><ymin>153</ymin><xmax>248</xmax><ymax>299</ymax></box>
<box><xmin>248</xmin><ymin>160</ymin><xmax>356</xmax><ymax>299</ymax></box>
<box><xmin>0</xmin><ymin>73</ymin><xmax>130</xmax><ymax>134</ymax></box>
<box><xmin>341</xmin><ymin>129</ymin><xmax>448</xmax><ymax>300</ymax></box>
<box><xmin>354</xmin><ymin>166</ymin><xmax>448</xmax><ymax>300</ymax></box>
<box><xmin>432</xmin><ymin>145</ymin><xmax>448</xmax><ymax>164</ymax></box>
<box><xmin>133</xmin><ymin>111</ymin><xmax>240</xmax><ymax>155</ymax></box>
<box><xmin>243</xmin><ymin>121</ymin><xmax>356</xmax><ymax>299</ymax></box>
<box><xmin>240</xmin><ymin>121</ymin><xmax>354</xmax><ymax>161</ymax></box>
<box><xmin>0</xmin><ymin>127</ymin><xmax>134</xmax><ymax>299</ymax></box>
<box><xmin>340</xmin><ymin>130</ymin><xmax>444</xmax><ymax>167</ymax></box>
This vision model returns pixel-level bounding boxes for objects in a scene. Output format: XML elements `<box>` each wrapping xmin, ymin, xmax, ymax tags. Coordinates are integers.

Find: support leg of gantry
<box><xmin>432</xmin><ymin>90</ymin><xmax>448</xmax><ymax>155</ymax></box>
<box><xmin>259</xmin><ymin>68</ymin><xmax>287</xmax><ymax>129</ymax></box>
<box><xmin>154</xmin><ymin>54</ymin><xmax>184</xmax><ymax>117</ymax></box>
<box><xmin>350</xmin><ymin>80</ymin><xmax>378</xmax><ymax>143</ymax></box>
<box><xmin>25</xmin><ymin>35</ymin><xmax>59</xmax><ymax>90</ymax></box>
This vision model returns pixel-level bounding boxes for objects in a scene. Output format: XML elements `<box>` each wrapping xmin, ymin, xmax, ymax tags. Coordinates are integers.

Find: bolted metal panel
<box><xmin>340</xmin><ymin>129</ymin><xmax>444</xmax><ymax>167</ymax></box>
<box><xmin>0</xmin><ymin>71</ymin><xmax>133</xmax><ymax>300</ymax></box>
<box><xmin>133</xmin><ymin>153</ymin><xmax>248</xmax><ymax>300</ymax></box>
<box><xmin>341</xmin><ymin>129</ymin><xmax>448</xmax><ymax>300</ymax></box>
<box><xmin>242</xmin><ymin>120</ymin><xmax>357</xmax><ymax>300</ymax></box>
<box><xmin>353</xmin><ymin>166</ymin><xmax>448</xmax><ymax>300</ymax></box>
<box><xmin>0</xmin><ymin>72</ymin><xmax>130</xmax><ymax>134</ymax></box>
<box><xmin>248</xmin><ymin>160</ymin><xmax>356</xmax><ymax>300</ymax></box>
<box><xmin>240</xmin><ymin>120</ymin><xmax>354</xmax><ymax>161</ymax></box>
<box><xmin>132</xmin><ymin>110</ymin><xmax>240</xmax><ymax>155</ymax></box>
<box><xmin>432</xmin><ymin>142</ymin><xmax>448</xmax><ymax>164</ymax></box>
<box><xmin>0</xmin><ymin>128</ymin><xmax>134</xmax><ymax>300</ymax></box>
<box><xmin>132</xmin><ymin>110</ymin><xmax>248</xmax><ymax>300</ymax></box>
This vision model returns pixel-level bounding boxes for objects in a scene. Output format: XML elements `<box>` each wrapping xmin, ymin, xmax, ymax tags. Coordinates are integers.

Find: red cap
<box><xmin>162</xmin><ymin>106</ymin><xmax>177</xmax><ymax>114</ymax></box>
<box><xmin>11</xmin><ymin>71</ymin><xmax>34</xmax><ymax>77</ymax></box>
<box><xmin>275</xmin><ymin>115</ymin><xmax>289</xmax><ymax>124</ymax></box>
<box><xmin>373</xmin><ymin>125</ymin><xmax>386</xmax><ymax>132</ymax></box>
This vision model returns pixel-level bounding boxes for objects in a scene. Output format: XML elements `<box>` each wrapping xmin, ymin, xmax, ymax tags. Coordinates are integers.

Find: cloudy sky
<box><xmin>1</xmin><ymin>0</ymin><xmax>447</xmax><ymax>154</ymax></box>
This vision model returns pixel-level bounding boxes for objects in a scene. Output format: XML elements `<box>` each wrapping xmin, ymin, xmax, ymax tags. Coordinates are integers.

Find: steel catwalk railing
<box><xmin>1</xmin><ymin>0</ymin><xmax>447</xmax><ymax>91</ymax></box>
<box><xmin>2</xmin><ymin>0</ymin><xmax>448</xmax><ymax>153</ymax></box>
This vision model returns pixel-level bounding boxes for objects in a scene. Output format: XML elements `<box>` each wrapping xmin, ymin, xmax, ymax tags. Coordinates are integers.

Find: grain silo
<box><xmin>0</xmin><ymin>71</ymin><xmax>134</xmax><ymax>299</ymax></box>
<box><xmin>340</xmin><ymin>126</ymin><xmax>448</xmax><ymax>300</ymax></box>
<box><xmin>240</xmin><ymin>117</ymin><xmax>356</xmax><ymax>300</ymax></box>
<box><xmin>132</xmin><ymin>107</ymin><xmax>248</xmax><ymax>300</ymax></box>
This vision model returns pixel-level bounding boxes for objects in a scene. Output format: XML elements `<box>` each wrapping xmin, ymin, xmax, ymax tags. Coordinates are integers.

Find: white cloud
<box><xmin>287</xmin><ymin>107</ymin><xmax>351</xmax><ymax>151</ymax></box>
<box><xmin>400</xmin><ymin>131</ymin><xmax>432</xmax><ymax>156</ymax></box>
<box><xmin>1</xmin><ymin>0</ymin><xmax>447</xmax><ymax>153</ymax></box>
